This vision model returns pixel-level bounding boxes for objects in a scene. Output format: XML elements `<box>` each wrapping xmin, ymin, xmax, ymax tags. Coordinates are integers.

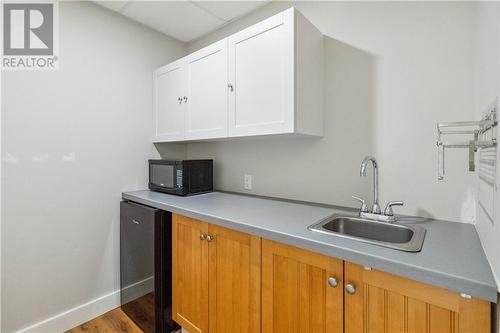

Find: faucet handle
<box><xmin>352</xmin><ymin>195</ymin><xmax>369</xmax><ymax>213</ymax></box>
<box><xmin>384</xmin><ymin>201</ymin><xmax>404</xmax><ymax>216</ymax></box>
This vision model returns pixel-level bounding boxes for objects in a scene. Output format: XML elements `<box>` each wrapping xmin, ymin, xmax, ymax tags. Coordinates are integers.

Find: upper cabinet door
<box><xmin>153</xmin><ymin>59</ymin><xmax>186</xmax><ymax>142</ymax></box>
<box><xmin>228</xmin><ymin>9</ymin><xmax>295</xmax><ymax>137</ymax></box>
<box><xmin>185</xmin><ymin>40</ymin><xmax>229</xmax><ymax>140</ymax></box>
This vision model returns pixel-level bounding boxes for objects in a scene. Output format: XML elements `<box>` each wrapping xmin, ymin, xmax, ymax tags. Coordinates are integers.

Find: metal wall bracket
<box><xmin>436</xmin><ymin>109</ymin><xmax>497</xmax><ymax>180</ymax></box>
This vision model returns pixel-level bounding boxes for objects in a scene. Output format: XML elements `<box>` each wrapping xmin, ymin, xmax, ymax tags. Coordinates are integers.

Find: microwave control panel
<box><xmin>176</xmin><ymin>170</ymin><xmax>183</xmax><ymax>188</ymax></box>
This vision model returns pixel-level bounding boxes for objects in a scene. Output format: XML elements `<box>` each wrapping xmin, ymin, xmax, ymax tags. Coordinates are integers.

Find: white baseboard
<box><xmin>16</xmin><ymin>290</ymin><xmax>120</xmax><ymax>333</ymax></box>
<box><xmin>15</xmin><ymin>277</ymin><xmax>154</xmax><ymax>333</ymax></box>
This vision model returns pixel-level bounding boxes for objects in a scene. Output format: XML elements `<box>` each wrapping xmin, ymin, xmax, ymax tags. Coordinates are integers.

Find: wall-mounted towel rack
<box><xmin>436</xmin><ymin>110</ymin><xmax>497</xmax><ymax>180</ymax></box>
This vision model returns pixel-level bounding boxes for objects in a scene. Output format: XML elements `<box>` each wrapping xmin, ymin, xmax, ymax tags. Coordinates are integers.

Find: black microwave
<box><xmin>149</xmin><ymin>159</ymin><xmax>213</xmax><ymax>196</ymax></box>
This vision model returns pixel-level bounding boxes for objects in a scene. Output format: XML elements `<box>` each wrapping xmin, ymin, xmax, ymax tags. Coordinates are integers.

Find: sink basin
<box><xmin>308</xmin><ymin>215</ymin><xmax>426</xmax><ymax>252</ymax></box>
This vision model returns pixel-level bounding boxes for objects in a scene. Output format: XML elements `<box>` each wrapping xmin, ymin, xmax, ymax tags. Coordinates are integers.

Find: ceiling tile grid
<box><xmin>95</xmin><ymin>1</ymin><xmax>271</xmax><ymax>42</ymax></box>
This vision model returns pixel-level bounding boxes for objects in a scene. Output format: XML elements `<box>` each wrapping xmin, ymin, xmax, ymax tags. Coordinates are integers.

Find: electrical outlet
<box><xmin>244</xmin><ymin>174</ymin><xmax>253</xmax><ymax>190</ymax></box>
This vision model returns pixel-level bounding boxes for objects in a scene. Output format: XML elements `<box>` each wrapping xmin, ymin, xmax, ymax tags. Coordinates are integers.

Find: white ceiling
<box><xmin>95</xmin><ymin>1</ymin><xmax>271</xmax><ymax>42</ymax></box>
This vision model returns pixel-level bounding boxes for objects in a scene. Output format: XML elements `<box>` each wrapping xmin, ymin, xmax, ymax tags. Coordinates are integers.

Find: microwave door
<box><xmin>150</xmin><ymin>164</ymin><xmax>175</xmax><ymax>189</ymax></box>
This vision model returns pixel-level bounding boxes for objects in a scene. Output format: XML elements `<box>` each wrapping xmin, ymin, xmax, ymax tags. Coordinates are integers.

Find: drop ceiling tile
<box><xmin>193</xmin><ymin>1</ymin><xmax>270</xmax><ymax>22</ymax></box>
<box><xmin>94</xmin><ymin>1</ymin><xmax>129</xmax><ymax>12</ymax></box>
<box><xmin>122</xmin><ymin>1</ymin><xmax>224</xmax><ymax>42</ymax></box>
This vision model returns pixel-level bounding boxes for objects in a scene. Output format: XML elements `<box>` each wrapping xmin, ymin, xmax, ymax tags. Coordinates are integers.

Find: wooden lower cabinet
<box><xmin>172</xmin><ymin>214</ymin><xmax>261</xmax><ymax>333</ymax></box>
<box><xmin>172</xmin><ymin>214</ymin><xmax>209</xmax><ymax>333</ymax></box>
<box><xmin>172</xmin><ymin>214</ymin><xmax>490</xmax><ymax>333</ymax></box>
<box><xmin>208</xmin><ymin>223</ymin><xmax>261</xmax><ymax>332</ymax></box>
<box><xmin>344</xmin><ymin>262</ymin><xmax>490</xmax><ymax>333</ymax></box>
<box><xmin>262</xmin><ymin>240</ymin><xmax>344</xmax><ymax>333</ymax></box>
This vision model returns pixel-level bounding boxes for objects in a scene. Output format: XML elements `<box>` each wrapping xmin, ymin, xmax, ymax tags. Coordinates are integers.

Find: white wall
<box><xmin>1</xmin><ymin>2</ymin><xmax>187</xmax><ymax>332</ymax></box>
<box><xmin>471</xmin><ymin>2</ymin><xmax>500</xmax><ymax>292</ymax></box>
<box><xmin>178</xmin><ymin>1</ymin><xmax>478</xmax><ymax>222</ymax></box>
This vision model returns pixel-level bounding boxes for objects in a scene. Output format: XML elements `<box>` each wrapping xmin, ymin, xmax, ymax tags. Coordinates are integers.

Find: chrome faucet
<box><xmin>360</xmin><ymin>156</ymin><xmax>381</xmax><ymax>214</ymax></box>
<box><xmin>352</xmin><ymin>156</ymin><xmax>404</xmax><ymax>222</ymax></box>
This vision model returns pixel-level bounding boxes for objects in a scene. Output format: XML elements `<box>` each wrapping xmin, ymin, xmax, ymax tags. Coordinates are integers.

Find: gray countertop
<box><xmin>122</xmin><ymin>190</ymin><xmax>498</xmax><ymax>302</ymax></box>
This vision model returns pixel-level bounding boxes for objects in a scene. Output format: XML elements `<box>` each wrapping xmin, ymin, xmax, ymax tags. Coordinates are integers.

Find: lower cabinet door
<box><xmin>172</xmin><ymin>214</ymin><xmax>209</xmax><ymax>333</ymax></box>
<box><xmin>344</xmin><ymin>262</ymin><xmax>490</xmax><ymax>333</ymax></box>
<box><xmin>208</xmin><ymin>224</ymin><xmax>261</xmax><ymax>333</ymax></box>
<box><xmin>262</xmin><ymin>240</ymin><xmax>344</xmax><ymax>333</ymax></box>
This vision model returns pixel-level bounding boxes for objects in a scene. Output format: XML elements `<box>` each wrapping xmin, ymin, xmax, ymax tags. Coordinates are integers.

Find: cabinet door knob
<box><xmin>205</xmin><ymin>235</ymin><xmax>214</xmax><ymax>242</ymax></box>
<box><xmin>178</xmin><ymin>97</ymin><xmax>183</xmax><ymax>104</ymax></box>
<box><xmin>327</xmin><ymin>277</ymin><xmax>338</xmax><ymax>288</ymax></box>
<box><xmin>228</xmin><ymin>84</ymin><xmax>234</xmax><ymax>92</ymax></box>
<box><xmin>200</xmin><ymin>234</ymin><xmax>207</xmax><ymax>241</ymax></box>
<box><xmin>183</xmin><ymin>96</ymin><xmax>188</xmax><ymax>103</ymax></box>
<box><xmin>345</xmin><ymin>284</ymin><xmax>356</xmax><ymax>295</ymax></box>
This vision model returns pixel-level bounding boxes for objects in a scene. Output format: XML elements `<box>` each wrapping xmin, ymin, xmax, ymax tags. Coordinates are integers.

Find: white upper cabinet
<box><xmin>153</xmin><ymin>59</ymin><xmax>187</xmax><ymax>142</ymax></box>
<box><xmin>185</xmin><ymin>39</ymin><xmax>228</xmax><ymax>140</ymax></box>
<box><xmin>152</xmin><ymin>7</ymin><xmax>324</xmax><ymax>143</ymax></box>
<box><xmin>228</xmin><ymin>9</ymin><xmax>294</xmax><ymax>137</ymax></box>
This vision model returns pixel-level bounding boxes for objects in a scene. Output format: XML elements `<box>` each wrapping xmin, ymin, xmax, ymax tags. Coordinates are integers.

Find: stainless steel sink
<box><xmin>308</xmin><ymin>215</ymin><xmax>426</xmax><ymax>252</ymax></box>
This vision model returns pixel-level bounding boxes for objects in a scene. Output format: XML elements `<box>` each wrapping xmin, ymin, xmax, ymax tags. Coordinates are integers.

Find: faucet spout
<box><xmin>360</xmin><ymin>156</ymin><xmax>381</xmax><ymax>214</ymax></box>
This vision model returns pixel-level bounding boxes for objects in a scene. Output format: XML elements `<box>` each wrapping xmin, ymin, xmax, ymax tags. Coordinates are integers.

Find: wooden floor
<box><xmin>65</xmin><ymin>307</ymin><xmax>143</xmax><ymax>333</ymax></box>
<box><xmin>66</xmin><ymin>293</ymin><xmax>160</xmax><ymax>333</ymax></box>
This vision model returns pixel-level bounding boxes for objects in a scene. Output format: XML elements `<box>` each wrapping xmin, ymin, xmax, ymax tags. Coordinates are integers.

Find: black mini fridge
<box><xmin>120</xmin><ymin>201</ymin><xmax>180</xmax><ymax>333</ymax></box>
